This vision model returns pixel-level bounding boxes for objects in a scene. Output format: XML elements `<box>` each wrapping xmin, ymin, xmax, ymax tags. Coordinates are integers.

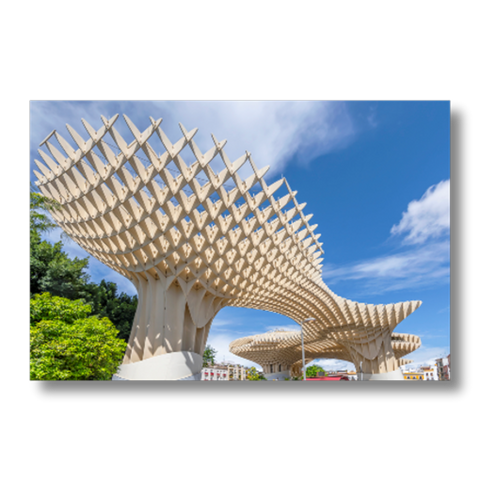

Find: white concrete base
<box><xmin>113</xmin><ymin>351</ymin><xmax>203</xmax><ymax>381</ymax></box>
<box><xmin>265</xmin><ymin>370</ymin><xmax>291</xmax><ymax>381</ymax></box>
<box><xmin>361</xmin><ymin>368</ymin><xmax>405</xmax><ymax>381</ymax></box>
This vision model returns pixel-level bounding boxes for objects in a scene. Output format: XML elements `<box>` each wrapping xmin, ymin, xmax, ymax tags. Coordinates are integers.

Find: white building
<box><xmin>436</xmin><ymin>355</ymin><xmax>451</xmax><ymax>380</ymax></box>
<box><xmin>201</xmin><ymin>364</ymin><xmax>249</xmax><ymax>381</ymax></box>
<box><xmin>420</xmin><ymin>365</ymin><xmax>438</xmax><ymax>381</ymax></box>
<box><xmin>327</xmin><ymin>370</ymin><xmax>358</xmax><ymax>381</ymax></box>
<box><xmin>400</xmin><ymin>364</ymin><xmax>439</xmax><ymax>380</ymax></box>
<box><xmin>201</xmin><ymin>365</ymin><xmax>229</xmax><ymax>381</ymax></box>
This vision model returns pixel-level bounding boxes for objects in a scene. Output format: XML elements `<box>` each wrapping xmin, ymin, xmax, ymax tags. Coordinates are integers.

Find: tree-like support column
<box><xmin>260</xmin><ymin>361</ymin><xmax>295</xmax><ymax>380</ymax></box>
<box><xmin>290</xmin><ymin>358</ymin><xmax>314</xmax><ymax>378</ymax></box>
<box><xmin>116</xmin><ymin>273</ymin><xmax>226</xmax><ymax>380</ymax></box>
<box><xmin>345</xmin><ymin>330</ymin><xmax>404</xmax><ymax>380</ymax></box>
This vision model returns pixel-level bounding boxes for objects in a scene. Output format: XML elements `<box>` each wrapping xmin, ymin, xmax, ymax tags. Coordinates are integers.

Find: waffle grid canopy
<box><xmin>34</xmin><ymin>114</ymin><xmax>422</xmax><ymax>376</ymax></box>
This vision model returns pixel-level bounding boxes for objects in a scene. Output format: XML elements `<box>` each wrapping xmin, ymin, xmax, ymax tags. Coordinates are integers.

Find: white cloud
<box><xmin>323</xmin><ymin>180</ymin><xmax>451</xmax><ymax>293</ymax></box>
<box><xmin>31</xmin><ymin>101</ymin><xmax>356</xmax><ymax>179</ymax></box>
<box><xmin>367</xmin><ymin>105</ymin><xmax>378</xmax><ymax>128</ymax></box>
<box><xmin>309</xmin><ymin>358</ymin><xmax>355</xmax><ymax>371</ymax></box>
<box><xmin>264</xmin><ymin>325</ymin><xmax>301</xmax><ymax>332</ymax></box>
<box><xmin>400</xmin><ymin>345</ymin><xmax>449</xmax><ymax>370</ymax></box>
<box><xmin>391</xmin><ymin>179</ymin><xmax>450</xmax><ymax>244</ymax></box>
<box><xmin>323</xmin><ymin>240</ymin><xmax>449</xmax><ymax>293</ymax></box>
<box><xmin>208</xmin><ymin>320</ymin><xmax>301</xmax><ymax>370</ymax></box>
<box><xmin>159</xmin><ymin>101</ymin><xmax>356</xmax><ymax>174</ymax></box>
<box><xmin>206</xmin><ymin>332</ymin><xmax>261</xmax><ymax>369</ymax></box>
<box><xmin>210</xmin><ymin>319</ymin><xmax>235</xmax><ymax>329</ymax></box>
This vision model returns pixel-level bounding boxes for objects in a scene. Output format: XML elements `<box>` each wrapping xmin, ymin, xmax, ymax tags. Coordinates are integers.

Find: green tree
<box><xmin>247</xmin><ymin>366</ymin><xmax>267</xmax><ymax>381</ymax></box>
<box><xmin>27</xmin><ymin>296</ymin><xmax>30</xmax><ymax>381</ymax></box>
<box><xmin>30</xmin><ymin>236</ymin><xmax>90</xmax><ymax>299</ymax></box>
<box><xmin>30</xmin><ymin>189</ymin><xmax>60</xmax><ymax>235</ymax></box>
<box><xmin>30</xmin><ymin>317</ymin><xmax>126</xmax><ymax>380</ymax></box>
<box><xmin>30</xmin><ymin>293</ymin><xmax>126</xmax><ymax>380</ymax></box>
<box><xmin>306</xmin><ymin>365</ymin><xmax>326</xmax><ymax>378</ymax></box>
<box><xmin>27</xmin><ymin>182</ymin><xmax>76</xmax><ymax>380</ymax></box>
<box><xmin>203</xmin><ymin>344</ymin><xmax>217</xmax><ymax>367</ymax></box>
<box><xmin>30</xmin><ymin>292</ymin><xmax>92</xmax><ymax>324</ymax></box>
<box><xmin>30</xmin><ymin>191</ymin><xmax>138</xmax><ymax>337</ymax></box>
<box><xmin>27</xmin><ymin>186</ymin><xmax>30</xmax><ymax>381</ymax></box>
<box><xmin>83</xmin><ymin>280</ymin><xmax>138</xmax><ymax>341</ymax></box>
<box><xmin>30</xmin><ymin>191</ymin><xmax>91</xmax><ymax>299</ymax></box>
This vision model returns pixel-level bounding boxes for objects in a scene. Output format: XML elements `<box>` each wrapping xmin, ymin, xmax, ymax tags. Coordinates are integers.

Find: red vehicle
<box><xmin>305</xmin><ymin>375</ymin><xmax>349</xmax><ymax>381</ymax></box>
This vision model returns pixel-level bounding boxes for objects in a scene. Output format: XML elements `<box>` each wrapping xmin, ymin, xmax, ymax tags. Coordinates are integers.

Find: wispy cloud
<box><xmin>323</xmin><ymin>240</ymin><xmax>449</xmax><ymax>293</ymax></box>
<box><xmin>309</xmin><ymin>358</ymin><xmax>355</xmax><ymax>372</ymax></box>
<box><xmin>323</xmin><ymin>180</ymin><xmax>450</xmax><ymax>294</ymax></box>
<box><xmin>206</xmin><ymin>332</ymin><xmax>261</xmax><ymax>368</ymax></box>
<box><xmin>210</xmin><ymin>319</ymin><xmax>235</xmax><ymax>329</ymax></box>
<box><xmin>391</xmin><ymin>179</ymin><xmax>450</xmax><ymax>245</ymax></box>
<box><xmin>367</xmin><ymin>105</ymin><xmax>378</xmax><ymax>128</ymax></box>
<box><xmin>417</xmin><ymin>333</ymin><xmax>448</xmax><ymax>340</ymax></box>
<box><xmin>208</xmin><ymin>320</ymin><xmax>301</xmax><ymax>370</ymax></box>
<box><xmin>400</xmin><ymin>345</ymin><xmax>449</xmax><ymax>370</ymax></box>
<box><xmin>158</xmin><ymin>101</ymin><xmax>357</xmax><ymax>174</ymax></box>
<box><xmin>30</xmin><ymin>101</ymin><xmax>356</xmax><ymax>179</ymax></box>
<box><xmin>263</xmin><ymin>325</ymin><xmax>301</xmax><ymax>332</ymax></box>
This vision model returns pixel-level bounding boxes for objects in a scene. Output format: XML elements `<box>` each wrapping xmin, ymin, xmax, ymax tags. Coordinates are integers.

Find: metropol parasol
<box><xmin>33</xmin><ymin>113</ymin><xmax>422</xmax><ymax>380</ymax></box>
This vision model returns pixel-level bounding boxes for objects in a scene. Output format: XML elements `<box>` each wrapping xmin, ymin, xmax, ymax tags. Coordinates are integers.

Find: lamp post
<box><xmin>302</xmin><ymin>318</ymin><xmax>315</xmax><ymax>381</ymax></box>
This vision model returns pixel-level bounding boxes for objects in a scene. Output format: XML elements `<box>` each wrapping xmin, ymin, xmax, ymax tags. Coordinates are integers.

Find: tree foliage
<box><xmin>30</xmin><ymin>294</ymin><xmax>126</xmax><ymax>380</ymax></box>
<box><xmin>30</xmin><ymin>237</ymin><xmax>90</xmax><ymax>299</ymax></box>
<box><xmin>247</xmin><ymin>367</ymin><xmax>267</xmax><ymax>381</ymax></box>
<box><xmin>30</xmin><ymin>190</ymin><xmax>60</xmax><ymax>235</ymax></box>
<box><xmin>83</xmin><ymin>280</ymin><xmax>138</xmax><ymax>341</ymax></box>
<box><xmin>30</xmin><ymin>191</ymin><xmax>90</xmax><ymax>299</ymax></box>
<box><xmin>30</xmin><ymin>316</ymin><xmax>126</xmax><ymax>380</ymax></box>
<box><xmin>306</xmin><ymin>365</ymin><xmax>326</xmax><ymax>378</ymax></box>
<box><xmin>27</xmin><ymin>182</ymin><xmax>30</xmax><ymax>381</ymax></box>
<box><xmin>30</xmin><ymin>292</ymin><xmax>92</xmax><ymax>324</ymax></box>
<box><xmin>29</xmin><ymin>192</ymin><xmax>138</xmax><ymax>337</ymax></box>
<box><xmin>203</xmin><ymin>344</ymin><xmax>217</xmax><ymax>367</ymax></box>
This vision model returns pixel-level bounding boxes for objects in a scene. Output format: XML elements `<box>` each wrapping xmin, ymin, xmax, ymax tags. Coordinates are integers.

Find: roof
<box><xmin>305</xmin><ymin>376</ymin><xmax>349</xmax><ymax>381</ymax></box>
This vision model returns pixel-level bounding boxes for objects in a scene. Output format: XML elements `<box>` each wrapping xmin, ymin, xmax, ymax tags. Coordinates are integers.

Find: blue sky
<box><xmin>30</xmin><ymin>101</ymin><xmax>450</xmax><ymax>371</ymax></box>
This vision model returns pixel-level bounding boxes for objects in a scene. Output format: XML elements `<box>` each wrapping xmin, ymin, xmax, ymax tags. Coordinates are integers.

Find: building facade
<box><xmin>201</xmin><ymin>364</ymin><xmax>248</xmax><ymax>381</ymax></box>
<box><xmin>327</xmin><ymin>370</ymin><xmax>358</xmax><ymax>381</ymax></box>
<box><xmin>436</xmin><ymin>355</ymin><xmax>451</xmax><ymax>381</ymax></box>
<box><xmin>201</xmin><ymin>365</ymin><xmax>229</xmax><ymax>381</ymax></box>
<box><xmin>420</xmin><ymin>365</ymin><xmax>438</xmax><ymax>381</ymax></box>
<box><xmin>403</xmin><ymin>371</ymin><xmax>425</xmax><ymax>380</ymax></box>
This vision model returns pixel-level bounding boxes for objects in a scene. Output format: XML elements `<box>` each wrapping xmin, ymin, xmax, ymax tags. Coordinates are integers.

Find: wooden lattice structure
<box><xmin>33</xmin><ymin>114</ymin><xmax>421</xmax><ymax>378</ymax></box>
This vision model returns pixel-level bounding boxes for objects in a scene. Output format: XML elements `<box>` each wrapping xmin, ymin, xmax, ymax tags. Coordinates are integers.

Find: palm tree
<box><xmin>27</xmin><ymin>182</ymin><xmax>71</xmax><ymax>241</ymax></box>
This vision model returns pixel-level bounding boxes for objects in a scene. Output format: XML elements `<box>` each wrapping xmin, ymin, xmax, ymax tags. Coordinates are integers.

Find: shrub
<box><xmin>30</xmin><ymin>292</ymin><xmax>91</xmax><ymax>324</ymax></box>
<box><xmin>30</xmin><ymin>316</ymin><xmax>126</xmax><ymax>380</ymax></box>
<box><xmin>30</xmin><ymin>293</ymin><xmax>126</xmax><ymax>380</ymax></box>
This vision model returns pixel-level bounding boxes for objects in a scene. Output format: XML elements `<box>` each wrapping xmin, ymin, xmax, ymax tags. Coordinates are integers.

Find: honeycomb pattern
<box><xmin>34</xmin><ymin>114</ymin><xmax>422</xmax><ymax>373</ymax></box>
